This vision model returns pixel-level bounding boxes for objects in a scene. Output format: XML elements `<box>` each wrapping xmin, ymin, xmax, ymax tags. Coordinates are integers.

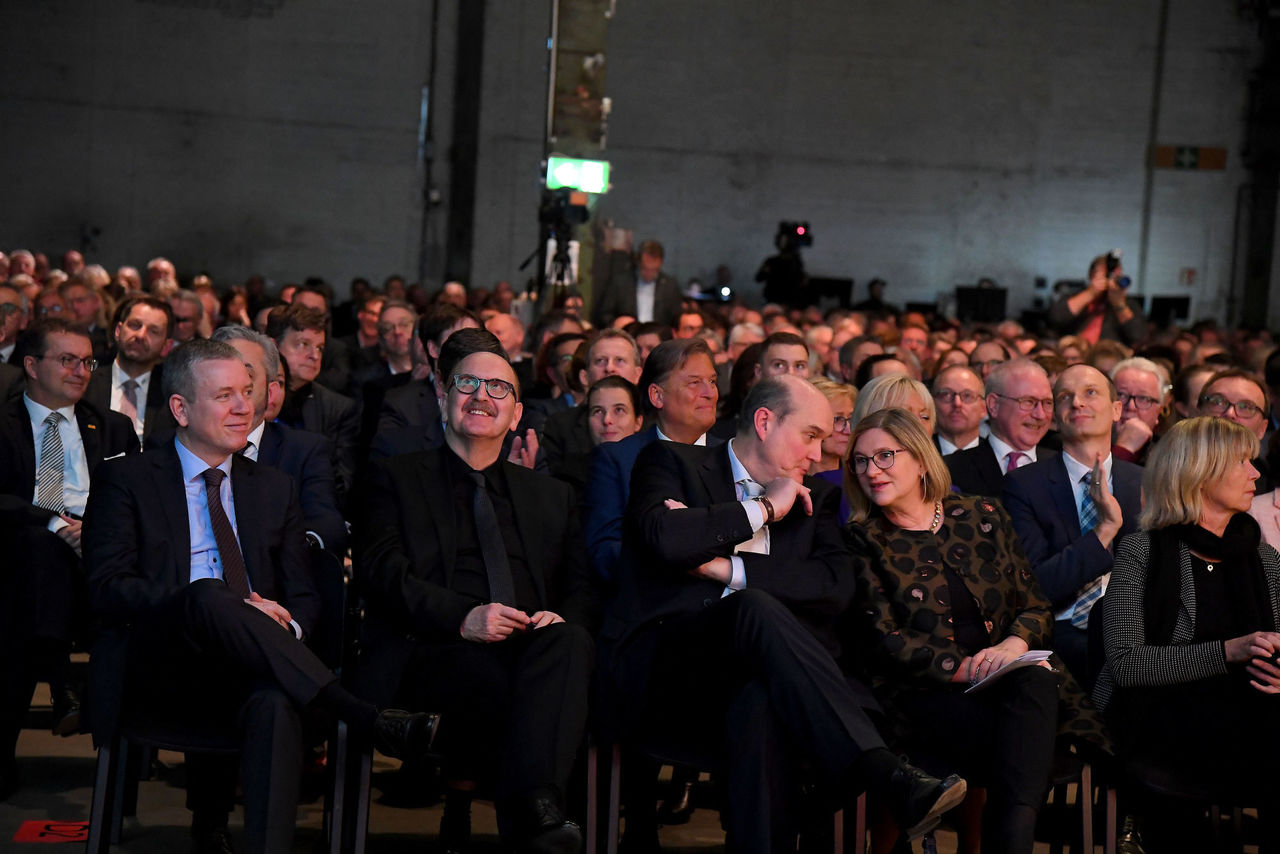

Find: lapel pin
<box><xmin>86</xmin><ymin>424</ymin><xmax>97</xmax><ymax>430</ymax></box>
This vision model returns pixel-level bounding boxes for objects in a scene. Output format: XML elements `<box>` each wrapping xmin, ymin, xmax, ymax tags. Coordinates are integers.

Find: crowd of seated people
<box><xmin>2</xmin><ymin>241</ymin><xmax>1280</xmax><ymax>854</ymax></box>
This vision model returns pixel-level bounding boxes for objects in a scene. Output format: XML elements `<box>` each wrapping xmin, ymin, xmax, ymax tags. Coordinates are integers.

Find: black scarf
<box><xmin>1144</xmin><ymin>513</ymin><xmax>1274</xmax><ymax>645</ymax></box>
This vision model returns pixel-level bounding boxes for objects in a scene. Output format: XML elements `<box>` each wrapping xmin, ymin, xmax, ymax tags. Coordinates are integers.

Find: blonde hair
<box><xmin>844</xmin><ymin>408</ymin><xmax>952</xmax><ymax>524</ymax></box>
<box><xmin>809</xmin><ymin>376</ymin><xmax>856</xmax><ymax>411</ymax></box>
<box><xmin>1139</xmin><ymin>416</ymin><xmax>1259</xmax><ymax>530</ymax></box>
<box><xmin>851</xmin><ymin>372</ymin><xmax>936</xmax><ymax>435</ymax></box>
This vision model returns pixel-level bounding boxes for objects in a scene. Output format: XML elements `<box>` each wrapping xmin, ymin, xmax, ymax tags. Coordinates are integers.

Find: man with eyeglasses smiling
<box><xmin>931</xmin><ymin>365</ymin><xmax>986</xmax><ymax>456</ymax></box>
<box><xmin>946</xmin><ymin>360</ymin><xmax>1057</xmax><ymax>497</ymax></box>
<box><xmin>1109</xmin><ymin>357</ymin><xmax>1171</xmax><ymax>466</ymax></box>
<box><xmin>1</xmin><ymin>319</ymin><xmax>139</xmax><ymax>799</ymax></box>
<box><xmin>1198</xmin><ymin>368</ymin><xmax>1274</xmax><ymax>492</ymax></box>
<box><xmin>356</xmin><ymin>327</ymin><xmax>598</xmax><ymax>854</ymax></box>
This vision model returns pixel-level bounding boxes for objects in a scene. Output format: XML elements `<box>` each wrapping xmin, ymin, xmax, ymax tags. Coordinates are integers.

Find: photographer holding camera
<box><xmin>1048</xmin><ymin>251</ymin><xmax>1146</xmax><ymax>346</ymax></box>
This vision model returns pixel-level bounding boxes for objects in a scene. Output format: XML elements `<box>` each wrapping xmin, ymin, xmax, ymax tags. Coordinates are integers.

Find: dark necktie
<box><xmin>469</xmin><ymin>470</ymin><xmax>516</xmax><ymax>606</ymax></box>
<box><xmin>119</xmin><ymin>378</ymin><xmax>140</xmax><ymax>427</ymax></box>
<box><xmin>35</xmin><ymin>412</ymin><xmax>66</xmax><ymax>512</ymax></box>
<box><xmin>201</xmin><ymin>468</ymin><xmax>251</xmax><ymax>597</ymax></box>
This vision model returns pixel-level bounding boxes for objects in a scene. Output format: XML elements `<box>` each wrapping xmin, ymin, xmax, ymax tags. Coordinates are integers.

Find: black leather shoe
<box><xmin>51</xmin><ymin>686</ymin><xmax>81</xmax><ymax>737</ymax></box>
<box><xmin>655</xmin><ymin>778</ymin><xmax>695</xmax><ymax>825</ymax></box>
<box><xmin>372</xmin><ymin>709</ymin><xmax>440</xmax><ymax>761</ymax></box>
<box><xmin>191</xmin><ymin>823</ymin><xmax>236</xmax><ymax>854</ymax></box>
<box><xmin>514</xmin><ymin>796</ymin><xmax>583</xmax><ymax>854</ymax></box>
<box><xmin>886</xmin><ymin>764</ymin><xmax>967</xmax><ymax>840</ymax></box>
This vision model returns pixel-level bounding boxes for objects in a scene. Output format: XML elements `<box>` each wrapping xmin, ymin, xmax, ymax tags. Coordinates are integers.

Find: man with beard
<box><xmin>85</xmin><ymin>296</ymin><xmax>174</xmax><ymax>444</ymax></box>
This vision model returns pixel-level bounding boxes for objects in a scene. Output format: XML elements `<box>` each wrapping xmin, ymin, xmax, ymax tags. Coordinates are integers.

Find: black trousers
<box><xmin>1</xmin><ymin>527</ymin><xmax>81</xmax><ymax>766</ymax></box>
<box><xmin>896</xmin><ymin>665</ymin><xmax>1060</xmax><ymax>849</ymax></box>
<box><xmin>615</xmin><ymin>589</ymin><xmax>887</xmax><ymax>854</ymax></box>
<box><xmin>396</xmin><ymin>621</ymin><xmax>595</xmax><ymax>841</ymax></box>
<box><xmin>123</xmin><ymin>579</ymin><xmax>337</xmax><ymax>854</ymax></box>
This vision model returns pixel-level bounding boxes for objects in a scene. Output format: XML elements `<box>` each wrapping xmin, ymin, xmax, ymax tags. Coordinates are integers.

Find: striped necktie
<box><xmin>35</xmin><ymin>412</ymin><xmax>66</xmax><ymax>512</ymax></box>
<box><xmin>1070</xmin><ymin>472</ymin><xmax>1106</xmax><ymax>628</ymax></box>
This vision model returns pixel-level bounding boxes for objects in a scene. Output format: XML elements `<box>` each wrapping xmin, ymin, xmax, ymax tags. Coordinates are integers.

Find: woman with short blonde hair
<box><xmin>850</xmin><ymin>372</ymin><xmax>935</xmax><ymax>437</ymax></box>
<box><xmin>1095</xmin><ymin>416</ymin><xmax>1280</xmax><ymax>848</ymax></box>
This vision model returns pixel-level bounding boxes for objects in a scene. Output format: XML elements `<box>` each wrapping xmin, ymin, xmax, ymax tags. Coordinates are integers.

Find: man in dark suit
<box><xmin>351</xmin><ymin>300</ymin><xmax>418</xmax><ymax>456</ymax></box>
<box><xmin>0</xmin><ymin>320</ymin><xmax>139</xmax><ymax>799</ymax></box>
<box><xmin>355</xmin><ymin>329</ymin><xmax>598</xmax><ymax>854</ymax></box>
<box><xmin>0</xmin><ymin>361</ymin><xmax>21</xmax><ymax>399</ymax></box>
<box><xmin>605</xmin><ymin>375</ymin><xmax>965</xmax><ymax>852</ymax></box>
<box><xmin>267</xmin><ymin>303</ymin><xmax>360</xmax><ymax>505</ymax></box>
<box><xmin>212</xmin><ymin>326</ymin><xmax>347</xmax><ymax>557</ymax></box>
<box><xmin>946</xmin><ymin>359</ymin><xmax>1056</xmax><ymax>497</ymax></box>
<box><xmin>82</xmin><ymin>338</ymin><xmax>434</xmax><ymax>854</ymax></box>
<box><xmin>591</xmin><ymin>238</ymin><xmax>683</xmax><ymax>328</ymax></box>
<box><xmin>583</xmin><ymin>338</ymin><xmax>720</xmax><ymax>582</ymax></box>
<box><xmin>83</xmin><ymin>295</ymin><xmax>173</xmax><ymax>445</ymax></box>
<box><xmin>1003</xmin><ymin>364</ymin><xmax>1143</xmax><ymax>686</ymax></box>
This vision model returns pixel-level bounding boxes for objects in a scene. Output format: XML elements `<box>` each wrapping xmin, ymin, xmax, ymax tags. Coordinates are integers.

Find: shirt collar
<box><xmin>987</xmin><ymin>431</ymin><xmax>1036</xmax><ymax>467</ymax></box>
<box><xmin>175</xmin><ymin>436</ymin><xmax>232</xmax><ymax>483</ymax></box>
<box><xmin>656</xmin><ymin>425</ymin><xmax>708</xmax><ymax>446</ymax></box>
<box><xmin>23</xmin><ymin>393</ymin><xmax>75</xmax><ymax>427</ymax></box>
<box><xmin>245</xmin><ymin>420</ymin><xmax>267</xmax><ymax>457</ymax></box>
<box><xmin>112</xmin><ymin>359</ymin><xmax>151</xmax><ymax>387</ymax></box>
<box><xmin>1061</xmin><ymin>449</ymin><xmax>1112</xmax><ymax>489</ymax></box>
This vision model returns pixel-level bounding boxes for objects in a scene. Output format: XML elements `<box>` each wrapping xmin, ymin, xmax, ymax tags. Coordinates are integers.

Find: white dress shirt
<box><xmin>25</xmin><ymin>395</ymin><xmax>90</xmax><ymax>531</ymax></box>
<box><xmin>656</xmin><ymin>425</ymin><xmax>708</xmax><ymax>446</ymax></box>
<box><xmin>937</xmin><ymin>433</ymin><xmax>980</xmax><ymax>457</ymax></box>
<box><xmin>634</xmin><ymin>278</ymin><xmax>657</xmax><ymax>323</ymax></box>
<box><xmin>110</xmin><ymin>360</ymin><xmax>153</xmax><ymax>439</ymax></box>
<box><xmin>987</xmin><ymin>432</ymin><xmax>1038</xmax><ymax>473</ymax></box>
<box><xmin>1056</xmin><ymin>450</ymin><xmax>1114</xmax><ymax>622</ymax></box>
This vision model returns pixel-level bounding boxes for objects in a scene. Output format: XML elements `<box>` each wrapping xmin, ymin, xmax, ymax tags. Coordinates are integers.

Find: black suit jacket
<box><xmin>604</xmin><ymin>441</ymin><xmax>853</xmax><ymax>671</ymax></box>
<box><xmin>945</xmin><ymin>437</ymin><xmax>1057</xmax><ymax>498</ymax></box>
<box><xmin>0</xmin><ymin>362</ymin><xmax>23</xmax><ymax>401</ymax></box>
<box><xmin>369</xmin><ymin>378</ymin><xmax>445</xmax><ymax>460</ymax></box>
<box><xmin>0</xmin><ymin>396</ymin><xmax>140</xmax><ymax>531</ymax></box>
<box><xmin>82</xmin><ymin>442</ymin><xmax>316</xmax><ymax>742</ymax></box>
<box><xmin>83</xmin><ymin>362</ymin><xmax>167</xmax><ymax>442</ymax></box>
<box><xmin>1001</xmin><ymin>452</ymin><xmax>1143</xmax><ymax>609</ymax></box>
<box><xmin>592</xmin><ymin>250</ymin><xmax>684</xmax><ymax>327</ymax></box>
<box><xmin>258</xmin><ymin>421</ymin><xmax>347</xmax><ymax>556</ymax></box>
<box><xmin>296</xmin><ymin>382</ymin><xmax>359</xmax><ymax>503</ymax></box>
<box><xmin>354</xmin><ymin>445</ymin><xmax>599</xmax><ymax>707</ymax></box>
<box><xmin>539</xmin><ymin>404</ymin><xmax>593</xmax><ymax>481</ymax></box>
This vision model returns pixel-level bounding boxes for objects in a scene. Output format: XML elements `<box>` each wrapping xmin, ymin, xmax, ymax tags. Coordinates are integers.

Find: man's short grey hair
<box><xmin>170</xmin><ymin>288</ymin><xmax>204</xmax><ymax>316</ymax></box>
<box><xmin>163</xmin><ymin>338</ymin><xmax>245</xmax><ymax>402</ymax></box>
<box><xmin>211</xmin><ymin>325</ymin><xmax>281</xmax><ymax>384</ymax></box>
<box><xmin>985</xmin><ymin>358</ymin><xmax>1049</xmax><ymax>397</ymax></box>
<box><xmin>729</xmin><ymin>322</ymin><xmax>765</xmax><ymax>346</ymax></box>
<box><xmin>737</xmin><ymin>375</ymin><xmax>797</xmax><ymax>438</ymax></box>
<box><xmin>1110</xmin><ymin>356</ymin><xmax>1171</xmax><ymax>392</ymax></box>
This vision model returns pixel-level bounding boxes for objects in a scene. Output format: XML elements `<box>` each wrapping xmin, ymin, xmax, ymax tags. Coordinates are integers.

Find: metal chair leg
<box><xmin>586</xmin><ymin>741</ymin><xmax>598</xmax><ymax>854</ymax></box>
<box><xmin>606</xmin><ymin>743</ymin><xmax>621</xmax><ymax>854</ymax></box>
<box><xmin>87</xmin><ymin>739</ymin><xmax>117</xmax><ymax>854</ymax></box>
<box><xmin>1080</xmin><ymin>762</ymin><xmax>1093</xmax><ymax>854</ymax></box>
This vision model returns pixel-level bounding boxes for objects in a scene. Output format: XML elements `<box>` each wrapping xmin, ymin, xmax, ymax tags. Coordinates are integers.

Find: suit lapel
<box><xmin>422</xmin><ymin>450</ymin><xmax>458</xmax><ymax>586</ymax></box>
<box><xmin>259</xmin><ymin>422</ymin><xmax>284</xmax><ymax>468</ymax></box>
<box><xmin>981</xmin><ymin>440</ymin><xmax>1005</xmax><ymax>493</ymax></box>
<box><xmin>698</xmin><ymin>444</ymin><xmax>739</xmax><ymax>506</ymax></box>
<box><xmin>76</xmin><ymin>403</ymin><xmax>104</xmax><ymax>473</ymax></box>
<box><xmin>1047</xmin><ymin>454</ymin><xmax>1083</xmax><ymax>539</ymax></box>
<box><xmin>6</xmin><ymin>397</ymin><xmax>37</xmax><ymax>494</ymax></box>
<box><xmin>151</xmin><ymin>444</ymin><xmax>192</xmax><ymax>589</ymax></box>
<box><xmin>230</xmin><ymin>455</ymin><xmax>266</xmax><ymax>589</ymax></box>
<box><xmin>1114</xmin><ymin>464</ymin><xmax>1142</xmax><ymax>538</ymax></box>
<box><xmin>506</xmin><ymin>463</ymin><xmax>549</xmax><ymax>607</ymax></box>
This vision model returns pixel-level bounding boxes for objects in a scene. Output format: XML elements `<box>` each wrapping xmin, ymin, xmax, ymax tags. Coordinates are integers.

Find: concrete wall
<box><xmin>1</xmin><ymin>0</ymin><xmax>1264</xmax><ymax>323</ymax></box>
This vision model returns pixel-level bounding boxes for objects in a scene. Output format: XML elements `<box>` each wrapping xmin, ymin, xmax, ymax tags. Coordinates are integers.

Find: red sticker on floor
<box><xmin>12</xmin><ymin>821</ymin><xmax>89</xmax><ymax>842</ymax></box>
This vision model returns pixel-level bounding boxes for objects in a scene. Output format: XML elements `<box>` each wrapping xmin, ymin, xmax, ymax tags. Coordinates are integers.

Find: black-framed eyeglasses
<box><xmin>933</xmin><ymin>389</ymin><xmax>982</xmax><ymax>405</ymax></box>
<box><xmin>1199</xmin><ymin>393</ymin><xmax>1263</xmax><ymax>419</ymax></box>
<box><xmin>832</xmin><ymin>415</ymin><xmax>852</xmax><ymax>432</ymax></box>
<box><xmin>36</xmin><ymin>354</ymin><xmax>97</xmax><ymax>372</ymax></box>
<box><xmin>995</xmin><ymin>393</ymin><xmax>1053</xmax><ymax>413</ymax></box>
<box><xmin>852</xmin><ymin>448</ymin><xmax>910</xmax><ymax>474</ymax></box>
<box><xmin>450</xmin><ymin>374</ymin><xmax>515</xmax><ymax>400</ymax></box>
<box><xmin>1117</xmin><ymin>392</ymin><xmax>1160</xmax><ymax>411</ymax></box>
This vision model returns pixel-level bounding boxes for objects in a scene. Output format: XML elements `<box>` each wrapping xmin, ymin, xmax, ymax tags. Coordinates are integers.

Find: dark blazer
<box><xmin>371</xmin><ymin>378</ymin><xmax>444</xmax><ymax>458</ymax></box>
<box><xmin>540</xmin><ymin>403</ymin><xmax>592</xmax><ymax>477</ymax></box>
<box><xmin>84</xmin><ymin>362</ymin><xmax>166</xmax><ymax>442</ymax></box>
<box><xmin>258</xmin><ymin>421</ymin><xmax>347</xmax><ymax>556</ymax></box>
<box><xmin>591</xmin><ymin>250</ymin><xmax>684</xmax><ymax>327</ymax></box>
<box><xmin>296</xmin><ymin>382</ymin><xmax>359</xmax><ymax>503</ymax></box>
<box><xmin>583</xmin><ymin>426</ymin><xmax>660</xmax><ymax>581</ymax></box>
<box><xmin>0</xmin><ymin>362</ymin><xmax>23</xmax><ymax>401</ymax></box>
<box><xmin>0</xmin><ymin>396</ymin><xmax>140</xmax><ymax>530</ymax></box>
<box><xmin>946</xmin><ymin>437</ymin><xmax>1057</xmax><ymax>498</ymax></box>
<box><xmin>315</xmin><ymin>336</ymin><xmax>353</xmax><ymax>397</ymax></box>
<box><xmin>1002</xmin><ymin>453</ymin><xmax>1143</xmax><ymax>609</ymax></box>
<box><xmin>353</xmin><ymin>446</ymin><xmax>600</xmax><ymax>707</ymax></box>
<box><xmin>604</xmin><ymin>440</ymin><xmax>853</xmax><ymax>665</ymax></box>
<box><xmin>82</xmin><ymin>442</ymin><xmax>316</xmax><ymax>742</ymax></box>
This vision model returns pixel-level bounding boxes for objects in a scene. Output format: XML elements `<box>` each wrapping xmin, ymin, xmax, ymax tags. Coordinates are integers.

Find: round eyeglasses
<box><xmin>852</xmin><ymin>448</ymin><xmax>910</xmax><ymax>474</ymax></box>
<box><xmin>450</xmin><ymin>374</ymin><xmax>515</xmax><ymax>400</ymax></box>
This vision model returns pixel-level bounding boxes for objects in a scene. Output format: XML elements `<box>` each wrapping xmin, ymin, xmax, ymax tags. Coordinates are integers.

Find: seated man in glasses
<box><xmin>354</xmin><ymin>328</ymin><xmax>599</xmax><ymax>854</ymax></box>
<box><xmin>945</xmin><ymin>359</ymin><xmax>1058</xmax><ymax>497</ymax></box>
<box><xmin>1109</xmin><ymin>357</ymin><xmax>1172</xmax><ymax>467</ymax></box>
<box><xmin>1198</xmin><ymin>369</ymin><xmax>1273</xmax><ymax>493</ymax></box>
<box><xmin>1001</xmin><ymin>364</ymin><xmax>1142</xmax><ymax>688</ymax></box>
<box><xmin>931</xmin><ymin>365</ymin><xmax>986</xmax><ymax>456</ymax></box>
<box><xmin>0</xmin><ymin>320</ymin><xmax>140</xmax><ymax>799</ymax></box>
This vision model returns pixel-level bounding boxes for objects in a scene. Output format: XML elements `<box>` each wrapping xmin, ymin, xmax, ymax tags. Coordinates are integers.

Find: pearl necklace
<box><xmin>929</xmin><ymin>500</ymin><xmax>943</xmax><ymax>533</ymax></box>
